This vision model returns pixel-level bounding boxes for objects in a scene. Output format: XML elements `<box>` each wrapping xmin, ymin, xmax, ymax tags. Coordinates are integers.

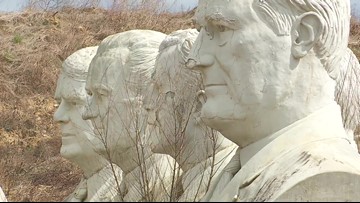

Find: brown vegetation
<box><xmin>350</xmin><ymin>17</ymin><xmax>360</xmax><ymax>59</ymax></box>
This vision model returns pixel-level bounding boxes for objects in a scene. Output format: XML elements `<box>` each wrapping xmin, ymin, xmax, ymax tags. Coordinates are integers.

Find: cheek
<box><xmin>225</xmin><ymin>54</ymin><xmax>266</xmax><ymax>104</ymax></box>
<box><xmin>158</xmin><ymin>107</ymin><xmax>175</xmax><ymax>129</ymax></box>
<box><xmin>72</xmin><ymin>106</ymin><xmax>90</xmax><ymax>125</ymax></box>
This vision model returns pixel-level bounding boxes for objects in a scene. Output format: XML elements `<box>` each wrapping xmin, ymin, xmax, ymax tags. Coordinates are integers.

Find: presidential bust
<box><xmin>54</xmin><ymin>46</ymin><xmax>122</xmax><ymax>202</ymax></box>
<box><xmin>82</xmin><ymin>30</ymin><xmax>178</xmax><ymax>202</ymax></box>
<box><xmin>0</xmin><ymin>186</ymin><xmax>6</xmax><ymax>202</ymax></box>
<box><xmin>145</xmin><ymin>28</ymin><xmax>237</xmax><ymax>201</ymax></box>
<box><xmin>186</xmin><ymin>0</ymin><xmax>360</xmax><ymax>201</ymax></box>
<box><xmin>335</xmin><ymin>47</ymin><xmax>360</xmax><ymax>152</ymax></box>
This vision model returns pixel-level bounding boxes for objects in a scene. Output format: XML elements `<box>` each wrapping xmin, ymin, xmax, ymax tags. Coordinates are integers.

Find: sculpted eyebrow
<box><xmin>61</xmin><ymin>93</ymin><xmax>86</xmax><ymax>104</ymax></box>
<box><xmin>206</xmin><ymin>13</ymin><xmax>240</xmax><ymax>29</ymax></box>
<box><xmin>94</xmin><ymin>84</ymin><xmax>111</xmax><ymax>95</ymax></box>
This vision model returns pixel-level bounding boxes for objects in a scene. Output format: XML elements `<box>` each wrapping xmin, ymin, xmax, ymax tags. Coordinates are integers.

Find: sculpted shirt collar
<box><xmin>215</xmin><ymin>102</ymin><xmax>350</xmax><ymax>201</ymax></box>
<box><xmin>240</xmin><ymin>102</ymin><xmax>348</xmax><ymax>168</ymax></box>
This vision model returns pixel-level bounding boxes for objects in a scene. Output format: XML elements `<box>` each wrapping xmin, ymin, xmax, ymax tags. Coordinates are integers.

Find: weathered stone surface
<box><xmin>54</xmin><ymin>46</ymin><xmax>122</xmax><ymax>202</ymax></box>
<box><xmin>145</xmin><ymin>28</ymin><xmax>237</xmax><ymax>201</ymax></box>
<box><xmin>82</xmin><ymin>30</ymin><xmax>179</xmax><ymax>201</ymax></box>
<box><xmin>0</xmin><ymin>186</ymin><xmax>7</xmax><ymax>202</ymax></box>
<box><xmin>187</xmin><ymin>0</ymin><xmax>360</xmax><ymax>201</ymax></box>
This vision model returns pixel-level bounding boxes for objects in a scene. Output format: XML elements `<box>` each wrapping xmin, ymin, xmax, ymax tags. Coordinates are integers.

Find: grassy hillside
<box><xmin>0</xmin><ymin>5</ymin><xmax>359</xmax><ymax>202</ymax></box>
<box><xmin>350</xmin><ymin>17</ymin><xmax>360</xmax><ymax>58</ymax></box>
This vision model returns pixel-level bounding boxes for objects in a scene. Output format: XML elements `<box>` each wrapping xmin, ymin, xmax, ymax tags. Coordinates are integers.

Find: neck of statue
<box><xmin>70</xmin><ymin>152</ymin><xmax>109</xmax><ymax>179</ymax></box>
<box><xmin>240</xmin><ymin>101</ymin><xmax>341</xmax><ymax>166</ymax></box>
<box><xmin>113</xmin><ymin>144</ymin><xmax>153</xmax><ymax>174</ymax></box>
<box><xmin>177</xmin><ymin>129</ymin><xmax>232</xmax><ymax>172</ymax></box>
<box><xmin>64</xmin><ymin>132</ymin><xmax>110</xmax><ymax>179</ymax></box>
<box><xmin>235</xmin><ymin>57</ymin><xmax>337</xmax><ymax>164</ymax></box>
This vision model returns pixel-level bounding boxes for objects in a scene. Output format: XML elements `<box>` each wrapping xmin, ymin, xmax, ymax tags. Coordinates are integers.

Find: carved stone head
<box><xmin>186</xmin><ymin>0</ymin><xmax>351</xmax><ymax>147</ymax></box>
<box><xmin>82</xmin><ymin>30</ymin><xmax>166</xmax><ymax>157</ymax></box>
<box><xmin>54</xmin><ymin>46</ymin><xmax>99</xmax><ymax>163</ymax></box>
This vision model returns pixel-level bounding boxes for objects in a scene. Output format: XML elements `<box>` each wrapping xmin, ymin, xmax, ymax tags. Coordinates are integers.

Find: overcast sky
<box><xmin>0</xmin><ymin>0</ymin><xmax>197</xmax><ymax>12</ymax></box>
<box><xmin>0</xmin><ymin>0</ymin><xmax>359</xmax><ymax>16</ymax></box>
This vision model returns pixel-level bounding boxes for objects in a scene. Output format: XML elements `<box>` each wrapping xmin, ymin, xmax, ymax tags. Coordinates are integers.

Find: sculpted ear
<box><xmin>179</xmin><ymin>38</ymin><xmax>193</xmax><ymax>64</ymax></box>
<box><xmin>291</xmin><ymin>12</ymin><xmax>324</xmax><ymax>59</ymax></box>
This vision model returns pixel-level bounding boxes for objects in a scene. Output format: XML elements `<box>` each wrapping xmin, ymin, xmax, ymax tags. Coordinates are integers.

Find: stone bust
<box><xmin>145</xmin><ymin>28</ymin><xmax>237</xmax><ymax>201</ymax></box>
<box><xmin>186</xmin><ymin>0</ymin><xmax>360</xmax><ymax>201</ymax></box>
<box><xmin>335</xmin><ymin>47</ymin><xmax>360</xmax><ymax>152</ymax></box>
<box><xmin>82</xmin><ymin>30</ymin><xmax>178</xmax><ymax>202</ymax></box>
<box><xmin>54</xmin><ymin>46</ymin><xmax>122</xmax><ymax>202</ymax></box>
<box><xmin>0</xmin><ymin>186</ymin><xmax>6</xmax><ymax>202</ymax></box>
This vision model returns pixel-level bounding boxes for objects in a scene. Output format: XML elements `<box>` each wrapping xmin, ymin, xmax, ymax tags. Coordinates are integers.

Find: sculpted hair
<box><xmin>88</xmin><ymin>30</ymin><xmax>165</xmax><ymax>97</ymax></box>
<box><xmin>335</xmin><ymin>48</ymin><xmax>360</xmax><ymax>132</ymax></box>
<box><xmin>151</xmin><ymin>29</ymin><xmax>202</xmax><ymax>126</ymax></box>
<box><xmin>153</xmin><ymin>29</ymin><xmax>201</xmax><ymax>101</ymax></box>
<box><xmin>62</xmin><ymin>46</ymin><xmax>98</xmax><ymax>81</ymax></box>
<box><xmin>253</xmin><ymin>0</ymin><xmax>351</xmax><ymax>79</ymax></box>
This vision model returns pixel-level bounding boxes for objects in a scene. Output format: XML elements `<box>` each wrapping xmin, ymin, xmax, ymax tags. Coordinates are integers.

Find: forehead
<box><xmin>154</xmin><ymin>50</ymin><xmax>181</xmax><ymax>89</ymax></box>
<box><xmin>156</xmin><ymin>46</ymin><xmax>178</xmax><ymax>75</ymax></box>
<box><xmin>87</xmin><ymin>56</ymin><xmax>120</xmax><ymax>89</ymax></box>
<box><xmin>195</xmin><ymin>0</ymin><xmax>254</xmax><ymax>25</ymax></box>
<box><xmin>55</xmin><ymin>74</ymin><xmax>86</xmax><ymax>100</ymax></box>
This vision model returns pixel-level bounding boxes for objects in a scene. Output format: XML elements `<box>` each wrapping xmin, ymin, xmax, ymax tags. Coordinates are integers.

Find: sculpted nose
<box><xmin>82</xmin><ymin>107</ymin><xmax>98</xmax><ymax>120</ymax></box>
<box><xmin>186</xmin><ymin>28</ymin><xmax>215</xmax><ymax>70</ymax></box>
<box><xmin>54</xmin><ymin>103</ymin><xmax>69</xmax><ymax>123</ymax></box>
<box><xmin>185</xmin><ymin>58</ymin><xmax>198</xmax><ymax>69</ymax></box>
<box><xmin>186</xmin><ymin>54</ymin><xmax>215</xmax><ymax>70</ymax></box>
<box><xmin>82</xmin><ymin>99</ymin><xmax>98</xmax><ymax>120</ymax></box>
<box><xmin>147</xmin><ymin>109</ymin><xmax>157</xmax><ymax>125</ymax></box>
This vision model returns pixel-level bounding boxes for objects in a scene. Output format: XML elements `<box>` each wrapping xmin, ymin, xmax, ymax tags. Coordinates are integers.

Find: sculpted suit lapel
<box><xmin>206</xmin><ymin>104</ymin><xmax>358</xmax><ymax>201</ymax></box>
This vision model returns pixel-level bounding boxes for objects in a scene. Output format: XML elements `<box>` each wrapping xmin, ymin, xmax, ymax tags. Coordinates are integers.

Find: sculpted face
<box><xmin>146</xmin><ymin>29</ymin><xmax>224</xmax><ymax>163</ymax></box>
<box><xmin>146</xmin><ymin>43</ymin><xmax>191</xmax><ymax>155</ymax></box>
<box><xmin>54</xmin><ymin>73</ymin><xmax>95</xmax><ymax>159</ymax></box>
<box><xmin>83</xmin><ymin>53</ymin><xmax>140</xmax><ymax>154</ymax></box>
<box><xmin>188</xmin><ymin>0</ymin><xmax>298</xmax><ymax>147</ymax></box>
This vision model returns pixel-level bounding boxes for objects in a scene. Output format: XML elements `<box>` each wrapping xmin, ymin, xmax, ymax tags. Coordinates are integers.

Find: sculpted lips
<box><xmin>204</xmin><ymin>84</ymin><xmax>227</xmax><ymax>96</ymax></box>
<box><xmin>205</xmin><ymin>84</ymin><xmax>226</xmax><ymax>88</ymax></box>
<box><xmin>62</xmin><ymin>133</ymin><xmax>75</xmax><ymax>137</ymax></box>
<box><xmin>60</xmin><ymin>126</ymin><xmax>76</xmax><ymax>137</ymax></box>
<box><xmin>204</xmin><ymin>84</ymin><xmax>227</xmax><ymax>93</ymax></box>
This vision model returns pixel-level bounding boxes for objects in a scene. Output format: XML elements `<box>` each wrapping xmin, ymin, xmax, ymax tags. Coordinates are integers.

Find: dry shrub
<box><xmin>349</xmin><ymin>17</ymin><xmax>360</xmax><ymax>59</ymax></box>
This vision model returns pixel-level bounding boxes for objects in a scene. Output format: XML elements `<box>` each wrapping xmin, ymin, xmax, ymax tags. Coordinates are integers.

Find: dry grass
<box><xmin>350</xmin><ymin>17</ymin><xmax>360</xmax><ymax>59</ymax></box>
<box><xmin>0</xmin><ymin>2</ymin><xmax>194</xmax><ymax>201</ymax></box>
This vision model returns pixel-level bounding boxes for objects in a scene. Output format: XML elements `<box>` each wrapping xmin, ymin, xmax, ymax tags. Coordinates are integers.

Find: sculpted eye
<box><xmin>165</xmin><ymin>91</ymin><xmax>175</xmax><ymax>100</ymax></box>
<box><xmin>195</xmin><ymin>24</ymin><xmax>201</xmax><ymax>32</ymax></box>
<box><xmin>204</xmin><ymin>26</ymin><xmax>209</xmax><ymax>34</ymax></box>
<box><xmin>96</xmin><ymin>88</ymin><xmax>110</xmax><ymax>97</ymax></box>
<box><xmin>70</xmin><ymin>101</ymin><xmax>78</xmax><ymax>106</ymax></box>
<box><xmin>217</xmin><ymin>25</ymin><xmax>230</xmax><ymax>32</ymax></box>
<box><xmin>192</xmin><ymin>19</ymin><xmax>201</xmax><ymax>32</ymax></box>
<box><xmin>98</xmin><ymin>92</ymin><xmax>107</xmax><ymax>97</ymax></box>
<box><xmin>204</xmin><ymin>26</ymin><xmax>214</xmax><ymax>39</ymax></box>
<box><xmin>55</xmin><ymin>98</ymin><xmax>61</xmax><ymax>106</ymax></box>
<box><xmin>144</xmin><ymin>106</ymin><xmax>152</xmax><ymax>112</ymax></box>
<box><xmin>86</xmin><ymin>90</ymin><xmax>93</xmax><ymax>96</ymax></box>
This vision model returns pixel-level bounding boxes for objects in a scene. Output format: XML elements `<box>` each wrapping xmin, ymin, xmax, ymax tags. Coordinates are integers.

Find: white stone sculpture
<box><xmin>54</xmin><ymin>46</ymin><xmax>122</xmax><ymax>202</ymax></box>
<box><xmin>0</xmin><ymin>186</ymin><xmax>7</xmax><ymax>202</ymax></box>
<box><xmin>335</xmin><ymin>48</ymin><xmax>360</xmax><ymax>152</ymax></box>
<box><xmin>145</xmin><ymin>28</ymin><xmax>237</xmax><ymax>201</ymax></box>
<box><xmin>82</xmin><ymin>30</ymin><xmax>179</xmax><ymax>202</ymax></box>
<box><xmin>186</xmin><ymin>0</ymin><xmax>360</xmax><ymax>201</ymax></box>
